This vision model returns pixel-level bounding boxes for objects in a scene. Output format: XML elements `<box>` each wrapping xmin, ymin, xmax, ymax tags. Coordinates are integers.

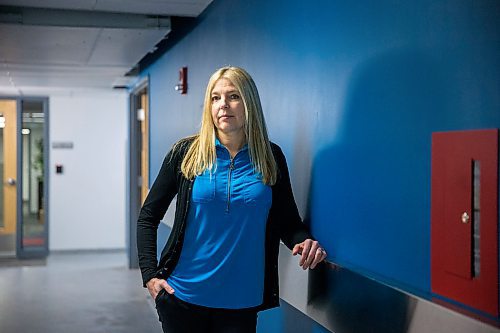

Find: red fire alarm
<box><xmin>175</xmin><ymin>66</ymin><xmax>188</xmax><ymax>94</ymax></box>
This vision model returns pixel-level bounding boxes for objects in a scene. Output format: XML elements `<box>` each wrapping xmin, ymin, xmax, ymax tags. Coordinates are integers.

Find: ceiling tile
<box><xmin>0</xmin><ymin>0</ymin><xmax>213</xmax><ymax>16</ymax></box>
<box><xmin>0</xmin><ymin>24</ymin><xmax>99</xmax><ymax>66</ymax></box>
<box><xmin>88</xmin><ymin>28</ymin><xmax>169</xmax><ymax>66</ymax></box>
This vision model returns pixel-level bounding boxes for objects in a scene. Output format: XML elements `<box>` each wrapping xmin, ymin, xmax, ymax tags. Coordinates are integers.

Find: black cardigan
<box><xmin>137</xmin><ymin>137</ymin><xmax>312</xmax><ymax>310</ymax></box>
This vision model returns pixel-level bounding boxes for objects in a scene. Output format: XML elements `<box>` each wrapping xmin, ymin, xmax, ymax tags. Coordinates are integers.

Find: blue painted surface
<box><xmin>140</xmin><ymin>0</ymin><xmax>500</xmax><ymax>327</ymax></box>
<box><xmin>156</xmin><ymin>222</ymin><xmax>170</xmax><ymax>261</ymax></box>
<box><xmin>257</xmin><ymin>307</ymin><xmax>283</xmax><ymax>333</ymax></box>
<box><xmin>257</xmin><ymin>301</ymin><xmax>330</xmax><ymax>333</ymax></box>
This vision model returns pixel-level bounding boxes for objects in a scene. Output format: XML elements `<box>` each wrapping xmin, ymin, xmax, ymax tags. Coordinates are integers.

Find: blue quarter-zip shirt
<box><xmin>167</xmin><ymin>139</ymin><xmax>272</xmax><ymax>308</ymax></box>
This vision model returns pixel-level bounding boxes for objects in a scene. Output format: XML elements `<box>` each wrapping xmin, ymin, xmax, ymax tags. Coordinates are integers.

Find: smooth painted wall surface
<box><xmin>49</xmin><ymin>90</ymin><xmax>127</xmax><ymax>250</ymax></box>
<box><xmin>143</xmin><ymin>0</ymin><xmax>499</xmax><ymax>307</ymax></box>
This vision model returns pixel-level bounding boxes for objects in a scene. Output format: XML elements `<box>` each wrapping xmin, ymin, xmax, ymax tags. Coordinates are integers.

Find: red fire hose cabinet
<box><xmin>431</xmin><ymin>129</ymin><xmax>499</xmax><ymax>317</ymax></box>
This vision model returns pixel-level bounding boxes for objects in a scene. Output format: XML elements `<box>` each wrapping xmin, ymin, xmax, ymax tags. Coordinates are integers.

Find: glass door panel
<box><xmin>21</xmin><ymin>100</ymin><xmax>46</xmax><ymax>250</ymax></box>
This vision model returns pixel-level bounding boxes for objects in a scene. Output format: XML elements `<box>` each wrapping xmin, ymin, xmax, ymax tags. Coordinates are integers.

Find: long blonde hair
<box><xmin>180</xmin><ymin>66</ymin><xmax>277</xmax><ymax>185</ymax></box>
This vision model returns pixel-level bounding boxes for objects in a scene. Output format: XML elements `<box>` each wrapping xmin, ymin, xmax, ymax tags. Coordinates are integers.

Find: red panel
<box><xmin>442</xmin><ymin>145</ymin><xmax>472</xmax><ymax>279</ymax></box>
<box><xmin>431</xmin><ymin>129</ymin><xmax>499</xmax><ymax>317</ymax></box>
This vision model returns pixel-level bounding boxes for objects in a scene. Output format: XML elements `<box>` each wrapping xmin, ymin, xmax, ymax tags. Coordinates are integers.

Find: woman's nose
<box><xmin>220</xmin><ymin>99</ymin><xmax>229</xmax><ymax>109</ymax></box>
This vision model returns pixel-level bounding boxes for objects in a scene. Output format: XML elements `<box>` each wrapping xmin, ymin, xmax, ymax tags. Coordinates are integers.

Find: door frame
<box><xmin>0</xmin><ymin>96</ymin><xmax>49</xmax><ymax>259</ymax></box>
<box><xmin>127</xmin><ymin>76</ymin><xmax>149</xmax><ymax>269</ymax></box>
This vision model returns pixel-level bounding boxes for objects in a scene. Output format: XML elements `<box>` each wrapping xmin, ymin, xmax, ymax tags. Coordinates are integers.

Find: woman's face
<box><xmin>210</xmin><ymin>78</ymin><xmax>246</xmax><ymax>139</ymax></box>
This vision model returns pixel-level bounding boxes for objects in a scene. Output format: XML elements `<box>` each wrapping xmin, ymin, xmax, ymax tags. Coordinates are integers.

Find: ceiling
<box><xmin>0</xmin><ymin>0</ymin><xmax>212</xmax><ymax>95</ymax></box>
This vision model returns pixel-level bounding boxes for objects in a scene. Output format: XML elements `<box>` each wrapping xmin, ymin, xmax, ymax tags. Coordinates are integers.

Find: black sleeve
<box><xmin>137</xmin><ymin>148</ymin><xmax>179</xmax><ymax>287</ymax></box>
<box><xmin>270</xmin><ymin>144</ymin><xmax>313</xmax><ymax>249</ymax></box>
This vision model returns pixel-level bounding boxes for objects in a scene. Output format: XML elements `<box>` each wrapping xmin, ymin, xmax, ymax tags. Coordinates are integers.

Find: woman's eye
<box><xmin>230</xmin><ymin>94</ymin><xmax>240</xmax><ymax>100</ymax></box>
<box><xmin>211</xmin><ymin>96</ymin><xmax>220</xmax><ymax>102</ymax></box>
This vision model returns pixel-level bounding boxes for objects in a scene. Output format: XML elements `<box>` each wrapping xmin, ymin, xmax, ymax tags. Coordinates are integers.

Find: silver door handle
<box><xmin>5</xmin><ymin>178</ymin><xmax>16</xmax><ymax>186</ymax></box>
<box><xmin>461</xmin><ymin>211</ymin><xmax>470</xmax><ymax>224</ymax></box>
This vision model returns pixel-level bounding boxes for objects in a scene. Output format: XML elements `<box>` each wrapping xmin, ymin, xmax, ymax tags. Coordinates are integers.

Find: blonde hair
<box><xmin>180</xmin><ymin>66</ymin><xmax>277</xmax><ymax>185</ymax></box>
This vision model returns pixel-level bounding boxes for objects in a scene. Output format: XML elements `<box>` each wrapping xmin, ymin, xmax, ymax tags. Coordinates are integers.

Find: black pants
<box><xmin>155</xmin><ymin>290</ymin><xmax>258</xmax><ymax>333</ymax></box>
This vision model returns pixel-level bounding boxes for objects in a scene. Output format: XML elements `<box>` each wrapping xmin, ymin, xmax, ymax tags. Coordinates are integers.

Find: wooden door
<box><xmin>0</xmin><ymin>100</ymin><xmax>17</xmax><ymax>254</ymax></box>
<box><xmin>139</xmin><ymin>92</ymin><xmax>149</xmax><ymax>203</ymax></box>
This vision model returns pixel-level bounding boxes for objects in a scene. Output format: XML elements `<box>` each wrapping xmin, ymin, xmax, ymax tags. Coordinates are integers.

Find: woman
<box><xmin>137</xmin><ymin>66</ymin><xmax>327</xmax><ymax>333</ymax></box>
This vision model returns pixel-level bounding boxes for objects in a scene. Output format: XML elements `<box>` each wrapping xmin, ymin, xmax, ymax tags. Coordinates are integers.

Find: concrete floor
<box><xmin>0</xmin><ymin>251</ymin><xmax>161</xmax><ymax>333</ymax></box>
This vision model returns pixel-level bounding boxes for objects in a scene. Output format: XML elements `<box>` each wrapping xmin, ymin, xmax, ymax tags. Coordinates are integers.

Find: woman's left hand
<box><xmin>292</xmin><ymin>239</ymin><xmax>328</xmax><ymax>270</ymax></box>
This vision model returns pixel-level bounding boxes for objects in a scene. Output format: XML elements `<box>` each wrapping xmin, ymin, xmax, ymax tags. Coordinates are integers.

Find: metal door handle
<box><xmin>5</xmin><ymin>178</ymin><xmax>16</xmax><ymax>186</ymax></box>
<box><xmin>461</xmin><ymin>212</ymin><xmax>470</xmax><ymax>224</ymax></box>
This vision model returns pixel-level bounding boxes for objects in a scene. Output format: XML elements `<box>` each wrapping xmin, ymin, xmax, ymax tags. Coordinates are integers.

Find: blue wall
<box><xmin>142</xmin><ymin>0</ymin><xmax>500</xmax><ymax>326</ymax></box>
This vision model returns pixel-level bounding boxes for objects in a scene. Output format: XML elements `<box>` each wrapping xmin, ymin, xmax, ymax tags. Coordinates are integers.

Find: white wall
<box><xmin>49</xmin><ymin>90</ymin><xmax>127</xmax><ymax>250</ymax></box>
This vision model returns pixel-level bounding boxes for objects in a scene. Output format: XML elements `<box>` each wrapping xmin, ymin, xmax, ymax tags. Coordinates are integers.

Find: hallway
<box><xmin>0</xmin><ymin>251</ymin><xmax>160</xmax><ymax>333</ymax></box>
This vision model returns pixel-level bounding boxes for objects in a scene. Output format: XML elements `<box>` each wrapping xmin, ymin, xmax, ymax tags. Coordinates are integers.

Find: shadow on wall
<box><xmin>307</xmin><ymin>263</ymin><xmax>417</xmax><ymax>333</ymax></box>
<box><xmin>303</xmin><ymin>48</ymin><xmax>447</xmax><ymax>332</ymax></box>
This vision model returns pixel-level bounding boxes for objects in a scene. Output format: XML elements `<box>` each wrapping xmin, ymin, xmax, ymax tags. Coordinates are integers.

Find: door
<box><xmin>19</xmin><ymin>99</ymin><xmax>48</xmax><ymax>257</ymax></box>
<box><xmin>128</xmin><ymin>79</ymin><xmax>149</xmax><ymax>268</ymax></box>
<box><xmin>431</xmin><ymin>129</ymin><xmax>499</xmax><ymax>317</ymax></box>
<box><xmin>0</xmin><ymin>100</ymin><xmax>17</xmax><ymax>256</ymax></box>
<box><xmin>139</xmin><ymin>91</ymin><xmax>149</xmax><ymax>204</ymax></box>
